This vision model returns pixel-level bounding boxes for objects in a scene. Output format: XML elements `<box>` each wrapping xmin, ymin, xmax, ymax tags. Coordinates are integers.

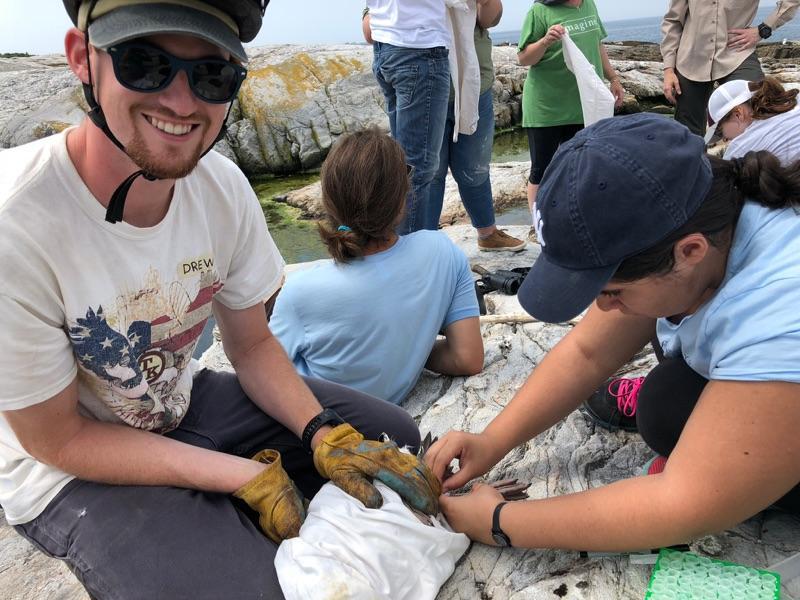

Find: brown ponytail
<box><xmin>317</xmin><ymin>128</ymin><xmax>409</xmax><ymax>263</ymax></box>
<box><xmin>748</xmin><ymin>76</ymin><xmax>798</xmax><ymax>120</ymax></box>
<box><xmin>728</xmin><ymin>151</ymin><xmax>800</xmax><ymax>209</ymax></box>
<box><xmin>613</xmin><ymin>151</ymin><xmax>800</xmax><ymax>281</ymax></box>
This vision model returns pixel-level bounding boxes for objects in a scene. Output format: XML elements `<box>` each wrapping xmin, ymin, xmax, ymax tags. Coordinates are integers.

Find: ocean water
<box><xmin>493</xmin><ymin>5</ymin><xmax>800</xmax><ymax>45</ymax></box>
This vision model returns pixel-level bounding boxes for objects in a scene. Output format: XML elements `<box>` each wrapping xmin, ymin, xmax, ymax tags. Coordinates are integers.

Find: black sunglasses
<box><xmin>107</xmin><ymin>41</ymin><xmax>248</xmax><ymax>104</ymax></box>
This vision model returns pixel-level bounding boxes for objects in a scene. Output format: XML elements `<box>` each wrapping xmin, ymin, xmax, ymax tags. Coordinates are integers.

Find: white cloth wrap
<box><xmin>275</xmin><ymin>482</ymin><xmax>470</xmax><ymax>600</ymax></box>
<box><xmin>445</xmin><ymin>0</ymin><xmax>480</xmax><ymax>141</ymax></box>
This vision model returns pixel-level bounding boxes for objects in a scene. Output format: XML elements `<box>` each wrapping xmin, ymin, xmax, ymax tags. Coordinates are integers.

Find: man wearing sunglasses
<box><xmin>0</xmin><ymin>1</ymin><xmax>440</xmax><ymax>597</ymax></box>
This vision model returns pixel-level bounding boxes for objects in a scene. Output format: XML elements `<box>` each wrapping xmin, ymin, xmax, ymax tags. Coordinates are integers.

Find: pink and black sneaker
<box><xmin>580</xmin><ymin>376</ymin><xmax>644</xmax><ymax>432</ymax></box>
<box><xmin>642</xmin><ymin>455</ymin><xmax>668</xmax><ymax>475</ymax></box>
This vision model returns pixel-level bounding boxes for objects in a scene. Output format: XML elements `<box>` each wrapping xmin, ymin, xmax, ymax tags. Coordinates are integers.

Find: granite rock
<box><xmin>4</xmin><ymin>42</ymin><xmax>800</xmax><ymax>170</ymax></box>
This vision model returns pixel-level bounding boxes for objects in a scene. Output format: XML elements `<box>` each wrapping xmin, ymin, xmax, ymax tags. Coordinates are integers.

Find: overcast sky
<box><xmin>0</xmin><ymin>1</ymin><xmax>780</xmax><ymax>55</ymax></box>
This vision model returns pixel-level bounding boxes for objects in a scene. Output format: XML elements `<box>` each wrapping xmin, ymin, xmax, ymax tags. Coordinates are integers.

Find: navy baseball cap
<box><xmin>518</xmin><ymin>113</ymin><xmax>713</xmax><ymax>323</ymax></box>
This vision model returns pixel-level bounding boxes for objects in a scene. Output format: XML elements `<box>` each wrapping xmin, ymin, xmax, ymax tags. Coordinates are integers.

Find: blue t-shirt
<box><xmin>270</xmin><ymin>230</ymin><xmax>479</xmax><ymax>404</ymax></box>
<box><xmin>657</xmin><ymin>202</ymin><xmax>800</xmax><ymax>382</ymax></box>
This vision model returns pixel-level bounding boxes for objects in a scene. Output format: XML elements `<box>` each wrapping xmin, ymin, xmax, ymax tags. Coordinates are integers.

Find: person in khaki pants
<box><xmin>660</xmin><ymin>0</ymin><xmax>799</xmax><ymax>137</ymax></box>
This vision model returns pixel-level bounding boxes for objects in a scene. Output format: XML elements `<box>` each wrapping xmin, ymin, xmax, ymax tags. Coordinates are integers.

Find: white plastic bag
<box><xmin>445</xmin><ymin>0</ymin><xmax>480</xmax><ymax>140</ymax></box>
<box><xmin>275</xmin><ymin>482</ymin><xmax>470</xmax><ymax>600</ymax></box>
<box><xmin>561</xmin><ymin>30</ymin><xmax>615</xmax><ymax>126</ymax></box>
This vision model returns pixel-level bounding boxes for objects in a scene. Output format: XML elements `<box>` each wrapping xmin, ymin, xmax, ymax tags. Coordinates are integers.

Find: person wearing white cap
<box><xmin>661</xmin><ymin>0</ymin><xmax>799</xmax><ymax>138</ymax></box>
<box><xmin>706</xmin><ymin>77</ymin><xmax>800</xmax><ymax>165</ymax></box>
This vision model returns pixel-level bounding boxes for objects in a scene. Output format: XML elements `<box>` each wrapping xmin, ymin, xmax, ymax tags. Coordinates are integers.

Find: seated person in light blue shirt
<box><xmin>270</xmin><ymin>129</ymin><xmax>483</xmax><ymax>405</ymax></box>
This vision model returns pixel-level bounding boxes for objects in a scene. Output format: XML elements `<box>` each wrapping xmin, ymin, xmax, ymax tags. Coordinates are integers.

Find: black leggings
<box><xmin>526</xmin><ymin>124</ymin><xmax>584</xmax><ymax>184</ymax></box>
<box><xmin>636</xmin><ymin>356</ymin><xmax>800</xmax><ymax>513</ymax></box>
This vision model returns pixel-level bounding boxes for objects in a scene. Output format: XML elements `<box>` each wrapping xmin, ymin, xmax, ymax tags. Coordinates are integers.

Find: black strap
<box><xmin>105</xmin><ymin>170</ymin><xmax>157</xmax><ymax>223</ymax></box>
<box><xmin>491</xmin><ymin>501</ymin><xmax>512</xmax><ymax>547</ymax></box>
<box><xmin>301</xmin><ymin>408</ymin><xmax>344</xmax><ymax>454</ymax></box>
<box><xmin>492</xmin><ymin>501</ymin><xmax>508</xmax><ymax>531</ymax></box>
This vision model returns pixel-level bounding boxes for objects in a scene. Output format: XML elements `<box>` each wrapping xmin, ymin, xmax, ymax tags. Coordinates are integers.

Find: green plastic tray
<box><xmin>644</xmin><ymin>547</ymin><xmax>781</xmax><ymax>599</ymax></box>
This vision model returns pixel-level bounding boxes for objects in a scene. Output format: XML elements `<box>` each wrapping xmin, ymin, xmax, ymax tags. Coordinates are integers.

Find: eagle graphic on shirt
<box><xmin>68</xmin><ymin>265</ymin><xmax>223</xmax><ymax>432</ymax></box>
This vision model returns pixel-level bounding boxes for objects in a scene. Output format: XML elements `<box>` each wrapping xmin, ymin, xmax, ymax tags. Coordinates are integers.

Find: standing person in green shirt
<box><xmin>518</xmin><ymin>0</ymin><xmax>623</xmax><ymax>239</ymax></box>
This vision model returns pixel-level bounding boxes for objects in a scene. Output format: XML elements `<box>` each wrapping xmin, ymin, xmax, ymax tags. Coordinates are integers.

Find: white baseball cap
<box><xmin>704</xmin><ymin>80</ymin><xmax>755</xmax><ymax>144</ymax></box>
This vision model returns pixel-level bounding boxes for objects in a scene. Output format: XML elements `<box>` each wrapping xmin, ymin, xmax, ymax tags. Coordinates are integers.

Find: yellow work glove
<box><xmin>234</xmin><ymin>449</ymin><xmax>306</xmax><ymax>544</ymax></box>
<box><xmin>313</xmin><ymin>424</ymin><xmax>442</xmax><ymax>515</ymax></box>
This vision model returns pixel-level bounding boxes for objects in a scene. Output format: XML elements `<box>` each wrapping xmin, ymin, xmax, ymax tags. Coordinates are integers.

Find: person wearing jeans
<box><xmin>365</xmin><ymin>1</ymin><xmax>451</xmax><ymax>234</ymax></box>
<box><xmin>429</xmin><ymin>1</ymin><xmax>527</xmax><ymax>253</ymax></box>
<box><xmin>430</xmin><ymin>88</ymin><xmax>497</xmax><ymax>232</ymax></box>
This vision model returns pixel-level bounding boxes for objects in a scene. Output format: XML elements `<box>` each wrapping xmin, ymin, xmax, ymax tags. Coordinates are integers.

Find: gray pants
<box><xmin>14</xmin><ymin>369</ymin><xmax>420</xmax><ymax>600</ymax></box>
<box><xmin>675</xmin><ymin>52</ymin><xmax>764</xmax><ymax>137</ymax></box>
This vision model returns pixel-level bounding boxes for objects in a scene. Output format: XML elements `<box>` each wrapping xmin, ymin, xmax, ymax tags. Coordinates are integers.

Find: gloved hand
<box><xmin>234</xmin><ymin>449</ymin><xmax>306</xmax><ymax>543</ymax></box>
<box><xmin>313</xmin><ymin>424</ymin><xmax>442</xmax><ymax>515</ymax></box>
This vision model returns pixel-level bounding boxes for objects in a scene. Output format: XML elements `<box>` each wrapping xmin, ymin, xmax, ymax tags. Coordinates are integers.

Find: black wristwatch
<box><xmin>491</xmin><ymin>501</ymin><xmax>513</xmax><ymax>547</ymax></box>
<box><xmin>757</xmin><ymin>22</ymin><xmax>773</xmax><ymax>39</ymax></box>
<box><xmin>301</xmin><ymin>408</ymin><xmax>345</xmax><ymax>453</ymax></box>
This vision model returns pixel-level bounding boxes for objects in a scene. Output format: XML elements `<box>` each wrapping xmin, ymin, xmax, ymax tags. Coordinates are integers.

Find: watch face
<box><xmin>492</xmin><ymin>532</ymin><xmax>510</xmax><ymax>547</ymax></box>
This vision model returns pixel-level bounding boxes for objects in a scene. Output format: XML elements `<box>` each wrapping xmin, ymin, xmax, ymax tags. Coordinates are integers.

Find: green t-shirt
<box><xmin>476</xmin><ymin>27</ymin><xmax>495</xmax><ymax>95</ymax></box>
<box><xmin>518</xmin><ymin>0</ymin><xmax>607</xmax><ymax>127</ymax></box>
<box><xmin>449</xmin><ymin>26</ymin><xmax>495</xmax><ymax>101</ymax></box>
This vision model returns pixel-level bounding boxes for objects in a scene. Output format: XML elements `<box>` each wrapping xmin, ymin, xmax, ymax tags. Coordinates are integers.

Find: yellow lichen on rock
<box><xmin>32</xmin><ymin>120</ymin><xmax>72</xmax><ymax>139</ymax></box>
<box><xmin>239</xmin><ymin>52</ymin><xmax>366</xmax><ymax>119</ymax></box>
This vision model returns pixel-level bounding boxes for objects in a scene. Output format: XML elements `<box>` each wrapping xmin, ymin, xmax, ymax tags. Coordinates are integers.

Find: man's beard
<box><xmin>125</xmin><ymin>109</ymin><xmax>213</xmax><ymax>179</ymax></box>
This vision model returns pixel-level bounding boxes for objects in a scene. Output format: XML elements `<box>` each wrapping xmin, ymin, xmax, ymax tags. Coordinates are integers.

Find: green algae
<box><xmin>250</xmin><ymin>173</ymin><xmax>329</xmax><ymax>265</ymax></box>
<box><xmin>492</xmin><ymin>128</ymin><xmax>529</xmax><ymax>163</ymax></box>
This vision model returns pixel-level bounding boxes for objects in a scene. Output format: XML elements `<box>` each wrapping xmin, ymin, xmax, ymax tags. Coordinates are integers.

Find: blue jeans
<box><xmin>373</xmin><ymin>42</ymin><xmax>450</xmax><ymax>234</ymax></box>
<box><xmin>430</xmin><ymin>88</ymin><xmax>496</xmax><ymax>230</ymax></box>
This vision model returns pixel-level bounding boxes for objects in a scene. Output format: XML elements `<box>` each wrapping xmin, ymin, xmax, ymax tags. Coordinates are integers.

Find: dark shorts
<box><xmin>637</xmin><ymin>356</ymin><xmax>800</xmax><ymax>513</ymax></box>
<box><xmin>675</xmin><ymin>52</ymin><xmax>764</xmax><ymax>137</ymax></box>
<box><xmin>526</xmin><ymin>124</ymin><xmax>584</xmax><ymax>185</ymax></box>
<box><xmin>14</xmin><ymin>369</ymin><xmax>420</xmax><ymax>600</ymax></box>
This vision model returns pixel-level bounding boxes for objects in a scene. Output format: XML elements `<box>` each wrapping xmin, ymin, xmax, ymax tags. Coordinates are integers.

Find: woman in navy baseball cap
<box><xmin>425</xmin><ymin>113</ymin><xmax>800</xmax><ymax>552</ymax></box>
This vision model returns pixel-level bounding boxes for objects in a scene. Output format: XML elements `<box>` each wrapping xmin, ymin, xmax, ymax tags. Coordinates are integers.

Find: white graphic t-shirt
<box><xmin>0</xmin><ymin>131</ymin><xmax>284</xmax><ymax>524</ymax></box>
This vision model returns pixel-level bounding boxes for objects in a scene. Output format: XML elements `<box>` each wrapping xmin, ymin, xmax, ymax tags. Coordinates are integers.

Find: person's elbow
<box><xmin>467</xmin><ymin>343</ymin><xmax>486</xmax><ymax>374</ymax></box>
<box><xmin>655</xmin><ymin>470</ymin><xmax>768</xmax><ymax>543</ymax></box>
<box><xmin>362</xmin><ymin>15</ymin><xmax>373</xmax><ymax>44</ymax></box>
<box><xmin>451</xmin><ymin>341</ymin><xmax>485</xmax><ymax>375</ymax></box>
<box><xmin>10</xmin><ymin>411</ymin><xmax>84</xmax><ymax>471</ymax></box>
